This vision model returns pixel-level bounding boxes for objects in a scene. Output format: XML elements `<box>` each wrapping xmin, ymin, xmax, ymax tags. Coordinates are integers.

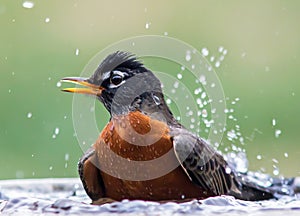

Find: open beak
<box><xmin>60</xmin><ymin>77</ymin><xmax>104</xmax><ymax>96</ymax></box>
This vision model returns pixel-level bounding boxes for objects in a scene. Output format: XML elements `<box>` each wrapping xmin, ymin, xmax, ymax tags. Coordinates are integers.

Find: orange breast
<box><xmin>94</xmin><ymin>111</ymin><xmax>211</xmax><ymax>201</ymax></box>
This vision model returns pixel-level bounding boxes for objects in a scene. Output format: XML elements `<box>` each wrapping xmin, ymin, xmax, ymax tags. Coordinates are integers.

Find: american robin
<box><xmin>61</xmin><ymin>51</ymin><xmax>274</xmax><ymax>203</ymax></box>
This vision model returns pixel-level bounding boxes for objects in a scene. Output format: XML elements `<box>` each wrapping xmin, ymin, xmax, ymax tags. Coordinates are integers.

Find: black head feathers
<box><xmin>98</xmin><ymin>51</ymin><xmax>146</xmax><ymax>74</ymax></box>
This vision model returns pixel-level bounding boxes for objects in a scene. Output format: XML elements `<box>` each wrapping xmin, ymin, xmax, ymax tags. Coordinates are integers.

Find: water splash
<box><xmin>27</xmin><ymin>112</ymin><xmax>32</xmax><ymax>119</ymax></box>
<box><xmin>185</xmin><ymin>50</ymin><xmax>191</xmax><ymax>61</ymax></box>
<box><xmin>75</xmin><ymin>48</ymin><xmax>80</xmax><ymax>56</ymax></box>
<box><xmin>275</xmin><ymin>129</ymin><xmax>282</xmax><ymax>138</ymax></box>
<box><xmin>22</xmin><ymin>1</ymin><xmax>34</xmax><ymax>9</ymax></box>
<box><xmin>145</xmin><ymin>22</ymin><xmax>151</xmax><ymax>29</ymax></box>
<box><xmin>272</xmin><ymin>118</ymin><xmax>276</xmax><ymax>126</ymax></box>
<box><xmin>1</xmin><ymin>179</ymin><xmax>299</xmax><ymax>215</ymax></box>
<box><xmin>201</xmin><ymin>48</ymin><xmax>209</xmax><ymax>56</ymax></box>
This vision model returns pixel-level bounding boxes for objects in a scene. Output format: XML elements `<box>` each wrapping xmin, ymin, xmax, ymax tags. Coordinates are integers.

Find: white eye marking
<box><xmin>112</xmin><ymin>70</ymin><xmax>128</xmax><ymax>77</ymax></box>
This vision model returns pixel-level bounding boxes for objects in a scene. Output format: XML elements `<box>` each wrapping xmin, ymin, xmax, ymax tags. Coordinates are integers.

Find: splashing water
<box><xmin>27</xmin><ymin>112</ymin><xmax>32</xmax><ymax>119</ymax></box>
<box><xmin>145</xmin><ymin>22</ymin><xmax>150</xmax><ymax>29</ymax></box>
<box><xmin>22</xmin><ymin>1</ymin><xmax>34</xmax><ymax>9</ymax></box>
<box><xmin>185</xmin><ymin>50</ymin><xmax>191</xmax><ymax>61</ymax></box>
<box><xmin>0</xmin><ymin>179</ymin><xmax>299</xmax><ymax>215</ymax></box>
<box><xmin>275</xmin><ymin>129</ymin><xmax>282</xmax><ymax>138</ymax></box>
<box><xmin>75</xmin><ymin>48</ymin><xmax>80</xmax><ymax>56</ymax></box>
<box><xmin>201</xmin><ymin>48</ymin><xmax>209</xmax><ymax>56</ymax></box>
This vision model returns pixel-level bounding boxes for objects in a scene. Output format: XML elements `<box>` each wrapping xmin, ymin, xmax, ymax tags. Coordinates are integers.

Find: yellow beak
<box><xmin>60</xmin><ymin>77</ymin><xmax>104</xmax><ymax>96</ymax></box>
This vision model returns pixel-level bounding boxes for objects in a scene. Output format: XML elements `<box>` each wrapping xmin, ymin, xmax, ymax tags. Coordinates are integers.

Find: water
<box><xmin>1</xmin><ymin>178</ymin><xmax>299</xmax><ymax>216</ymax></box>
<box><xmin>22</xmin><ymin>1</ymin><xmax>34</xmax><ymax>9</ymax></box>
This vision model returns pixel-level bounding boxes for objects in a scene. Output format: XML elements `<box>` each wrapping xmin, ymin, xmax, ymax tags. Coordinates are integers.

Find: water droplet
<box><xmin>166</xmin><ymin>98</ymin><xmax>172</xmax><ymax>104</ymax></box>
<box><xmin>215</xmin><ymin>61</ymin><xmax>220</xmax><ymax>68</ymax></box>
<box><xmin>273</xmin><ymin>167</ymin><xmax>279</xmax><ymax>176</ymax></box>
<box><xmin>185</xmin><ymin>51</ymin><xmax>191</xmax><ymax>61</ymax></box>
<box><xmin>202</xmin><ymin>109</ymin><xmax>208</xmax><ymax>118</ymax></box>
<box><xmin>199</xmin><ymin>75</ymin><xmax>206</xmax><ymax>84</ymax></box>
<box><xmin>52</xmin><ymin>134</ymin><xmax>56</xmax><ymax>139</ymax></box>
<box><xmin>275</xmin><ymin>129</ymin><xmax>281</xmax><ymax>138</ymax></box>
<box><xmin>27</xmin><ymin>112</ymin><xmax>32</xmax><ymax>118</ymax></box>
<box><xmin>49</xmin><ymin>166</ymin><xmax>53</xmax><ymax>171</ymax></box>
<box><xmin>241</xmin><ymin>52</ymin><xmax>246</xmax><ymax>58</ymax></box>
<box><xmin>45</xmin><ymin>17</ymin><xmax>50</xmax><ymax>23</ymax></box>
<box><xmin>22</xmin><ymin>1</ymin><xmax>34</xmax><ymax>9</ymax></box>
<box><xmin>181</xmin><ymin>194</ymin><xmax>185</xmax><ymax>199</ymax></box>
<box><xmin>75</xmin><ymin>48</ymin><xmax>79</xmax><ymax>56</ymax></box>
<box><xmin>223</xmin><ymin>49</ymin><xmax>228</xmax><ymax>55</ymax></box>
<box><xmin>177</xmin><ymin>73</ymin><xmax>182</xmax><ymax>79</ymax></box>
<box><xmin>210</xmin><ymin>56</ymin><xmax>215</xmax><ymax>62</ymax></box>
<box><xmin>201</xmin><ymin>48</ymin><xmax>209</xmax><ymax>56</ymax></box>
<box><xmin>225</xmin><ymin>166</ymin><xmax>232</xmax><ymax>174</ymax></box>
<box><xmin>56</xmin><ymin>81</ymin><xmax>62</xmax><ymax>87</ymax></box>
<box><xmin>8</xmin><ymin>89</ymin><xmax>12</xmax><ymax>93</ymax></box>
<box><xmin>54</xmin><ymin>127</ymin><xmax>60</xmax><ymax>135</ymax></box>
<box><xmin>145</xmin><ymin>22</ymin><xmax>150</xmax><ymax>29</ymax></box>
<box><xmin>218</xmin><ymin>46</ymin><xmax>224</xmax><ymax>53</ymax></box>
<box><xmin>65</xmin><ymin>153</ymin><xmax>69</xmax><ymax>161</ymax></box>
<box><xmin>272</xmin><ymin>118</ymin><xmax>276</xmax><ymax>126</ymax></box>
<box><xmin>194</xmin><ymin>87</ymin><xmax>202</xmax><ymax>95</ymax></box>
<box><xmin>284</xmin><ymin>152</ymin><xmax>288</xmax><ymax>158</ymax></box>
<box><xmin>164</xmin><ymin>32</ymin><xmax>168</xmax><ymax>36</ymax></box>
<box><xmin>227</xmin><ymin>130</ymin><xmax>236</xmax><ymax>140</ymax></box>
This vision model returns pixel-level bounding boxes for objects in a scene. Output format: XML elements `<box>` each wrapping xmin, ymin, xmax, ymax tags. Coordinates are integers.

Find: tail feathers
<box><xmin>229</xmin><ymin>171</ymin><xmax>298</xmax><ymax>201</ymax></box>
<box><xmin>228</xmin><ymin>182</ymin><xmax>274</xmax><ymax>201</ymax></box>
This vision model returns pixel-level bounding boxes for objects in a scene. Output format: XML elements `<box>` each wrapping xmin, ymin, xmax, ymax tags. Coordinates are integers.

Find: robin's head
<box><xmin>61</xmin><ymin>51</ymin><xmax>169</xmax><ymax>116</ymax></box>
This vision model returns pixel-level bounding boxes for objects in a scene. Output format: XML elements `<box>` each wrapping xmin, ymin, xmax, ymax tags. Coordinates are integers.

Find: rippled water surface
<box><xmin>1</xmin><ymin>178</ymin><xmax>300</xmax><ymax>216</ymax></box>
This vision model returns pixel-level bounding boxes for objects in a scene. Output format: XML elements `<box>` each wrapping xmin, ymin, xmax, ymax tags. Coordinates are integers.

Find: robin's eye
<box><xmin>110</xmin><ymin>74</ymin><xmax>123</xmax><ymax>86</ymax></box>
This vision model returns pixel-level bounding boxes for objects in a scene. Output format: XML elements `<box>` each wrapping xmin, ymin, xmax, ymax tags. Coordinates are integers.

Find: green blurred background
<box><xmin>1</xmin><ymin>1</ymin><xmax>299</xmax><ymax>180</ymax></box>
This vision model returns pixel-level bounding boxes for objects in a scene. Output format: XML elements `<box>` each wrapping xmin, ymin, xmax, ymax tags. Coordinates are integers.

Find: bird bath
<box><xmin>1</xmin><ymin>178</ymin><xmax>300</xmax><ymax>216</ymax></box>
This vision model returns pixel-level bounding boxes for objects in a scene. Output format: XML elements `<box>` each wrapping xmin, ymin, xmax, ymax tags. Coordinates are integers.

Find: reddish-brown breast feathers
<box><xmin>98</xmin><ymin>111</ymin><xmax>173</xmax><ymax>161</ymax></box>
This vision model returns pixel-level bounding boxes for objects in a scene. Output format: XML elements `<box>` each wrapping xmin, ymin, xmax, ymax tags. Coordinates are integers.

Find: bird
<box><xmin>61</xmin><ymin>51</ymin><xmax>275</xmax><ymax>203</ymax></box>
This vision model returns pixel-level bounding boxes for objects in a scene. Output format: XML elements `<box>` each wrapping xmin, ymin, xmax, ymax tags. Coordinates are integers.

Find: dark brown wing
<box><xmin>78</xmin><ymin>147</ymin><xmax>105</xmax><ymax>201</ymax></box>
<box><xmin>172</xmin><ymin>130</ymin><xmax>237</xmax><ymax>196</ymax></box>
<box><xmin>171</xmin><ymin>128</ymin><xmax>274</xmax><ymax>201</ymax></box>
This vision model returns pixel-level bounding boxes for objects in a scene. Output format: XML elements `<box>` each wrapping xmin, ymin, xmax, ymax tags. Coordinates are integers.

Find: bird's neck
<box><xmin>111</xmin><ymin>91</ymin><xmax>177</xmax><ymax>126</ymax></box>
